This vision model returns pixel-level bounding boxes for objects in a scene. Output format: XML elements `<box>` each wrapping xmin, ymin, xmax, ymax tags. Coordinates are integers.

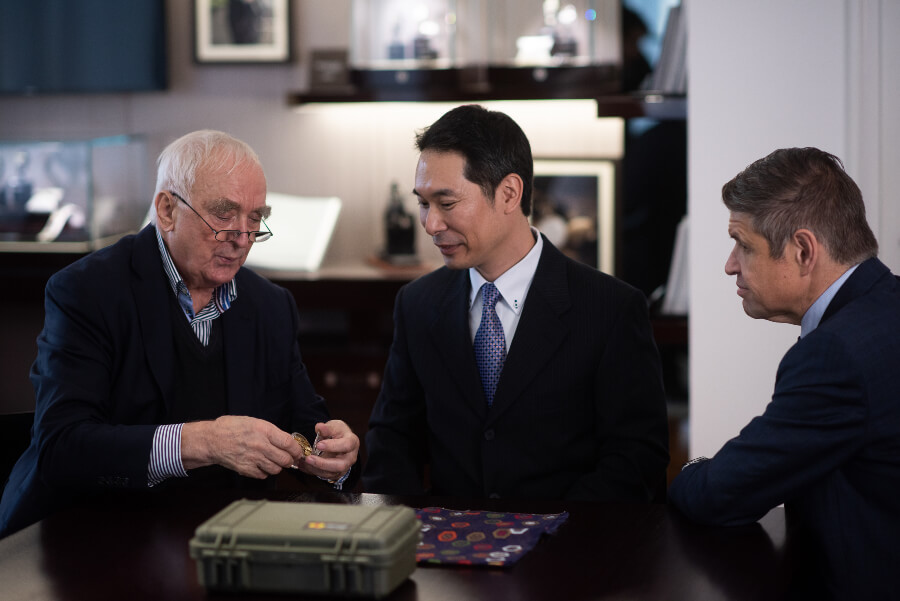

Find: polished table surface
<box><xmin>0</xmin><ymin>481</ymin><xmax>797</xmax><ymax>601</ymax></box>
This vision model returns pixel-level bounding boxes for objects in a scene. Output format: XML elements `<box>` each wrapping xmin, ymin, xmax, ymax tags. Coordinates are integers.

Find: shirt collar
<box><xmin>800</xmin><ymin>263</ymin><xmax>859</xmax><ymax>338</ymax></box>
<box><xmin>468</xmin><ymin>227</ymin><xmax>542</xmax><ymax>314</ymax></box>
<box><xmin>154</xmin><ymin>225</ymin><xmax>237</xmax><ymax>317</ymax></box>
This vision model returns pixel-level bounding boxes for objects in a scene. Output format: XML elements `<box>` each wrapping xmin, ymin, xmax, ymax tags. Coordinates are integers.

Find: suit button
<box><xmin>484</xmin><ymin>429</ymin><xmax>495</xmax><ymax>441</ymax></box>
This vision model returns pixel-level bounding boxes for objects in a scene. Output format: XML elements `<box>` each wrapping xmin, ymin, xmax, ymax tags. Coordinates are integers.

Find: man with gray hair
<box><xmin>0</xmin><ymin>130</ymin><xmax>359</xmax><ymax>537</ymax></box>
<box><xmin>669</xmin><ymin>147</ymin><xmax>900</xmax><ymax>599</ymax></box>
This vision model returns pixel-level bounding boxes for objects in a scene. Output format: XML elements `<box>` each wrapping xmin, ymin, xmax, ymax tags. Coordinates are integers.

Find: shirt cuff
<box><xmin>148</xmin><ymin>423</ymin><xmax>189</xmax><ymax>487</ymax></box>
<box><xmin>320</xmin><ymin>468</ymin><xmax>351</xmax><ymax>491</ymax></box>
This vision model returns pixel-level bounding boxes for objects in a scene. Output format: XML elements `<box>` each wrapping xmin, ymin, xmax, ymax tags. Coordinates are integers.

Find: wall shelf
<box><xmin>595</xmin><ymin>94</ymin><xmax>686</xmax><ymax>120</ymax></box>
<box><xmin>289</xmin><ymin>65</ymin><xmax>685</xmax><ymax>121</ymax></box>
<box><xmin>289</xmin><ymin>64</ymin><xmax>622</xmax><ymax>104</ymax></box>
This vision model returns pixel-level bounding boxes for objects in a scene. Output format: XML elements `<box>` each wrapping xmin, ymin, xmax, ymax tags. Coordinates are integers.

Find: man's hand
<box><xmin>181</xmin><ymin>416</ymin><xmax>303</xmax><ymax>479</ymax></box>
<box><xmin>295</xmin><ymin>420</ymin><xmax>359</xmax><ymax>482</ymax></box>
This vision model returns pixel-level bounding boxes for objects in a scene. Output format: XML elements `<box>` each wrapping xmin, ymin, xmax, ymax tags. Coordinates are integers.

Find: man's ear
<box><xmin>792</xmin><ymin>228</ymin><xmax>818</xmax><ymax>275</ymax></box>
<box><xmin>496</xmin><ymin>173</ymin><xmax>523</xmax><ymax>215</ymax></box>
<box><xmin>155</xmin><ymin>191</ymin><xmax>176</xmax><ymax>231</ymax></box>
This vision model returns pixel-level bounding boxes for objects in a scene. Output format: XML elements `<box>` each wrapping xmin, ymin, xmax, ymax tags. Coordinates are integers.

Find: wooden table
<box><xmin>0</xmin><ymin>479</ymin><xmax>802</xmax><ymax>601</ymax></box>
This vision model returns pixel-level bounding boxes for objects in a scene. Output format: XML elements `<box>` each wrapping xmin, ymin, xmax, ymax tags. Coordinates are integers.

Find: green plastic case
<box><xmin>189</xmin><ymin>499</ymin><xmax>420</xmax><ymax>598</ymax></box>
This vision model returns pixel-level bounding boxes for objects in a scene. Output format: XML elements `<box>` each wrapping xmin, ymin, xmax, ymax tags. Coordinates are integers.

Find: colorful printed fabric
<box><xmin>415</xmin><ymin>507</ymin><xmax>569</xmax><ymax>567</ymax></box>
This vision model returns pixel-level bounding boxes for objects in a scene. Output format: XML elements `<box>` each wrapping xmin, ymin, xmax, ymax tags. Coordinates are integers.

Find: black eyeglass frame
<box><xmin>169</xmin><ymin>191</ymin><xmax>273</xmax><ymax>243</ymax></box>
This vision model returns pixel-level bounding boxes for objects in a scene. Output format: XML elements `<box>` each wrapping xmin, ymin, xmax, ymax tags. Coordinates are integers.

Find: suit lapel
<box><xmin>131</xmin><ymin>226</ymin><xmax>177</xmax><ymax>414</ymax></box>
<box><xmin>487</xmin><ymin>241</ymin><xmax>570</xmax><ymax>425</ymax></box>
<box><xmin>429</xmin><ymin>270</ymin><xmax>488</xmax><ymax>419</ymax></box>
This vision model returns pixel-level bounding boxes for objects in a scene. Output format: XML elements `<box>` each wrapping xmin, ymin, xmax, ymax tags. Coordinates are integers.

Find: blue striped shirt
<box><xmin>155</xmin><ymin>226</ymin><xmax>237</xmax><ymax>345</ymax></box>
<box><xmin>147</xmin><ymin>227</ymin><xmax>237</xmax><ymax>486</ymax></box>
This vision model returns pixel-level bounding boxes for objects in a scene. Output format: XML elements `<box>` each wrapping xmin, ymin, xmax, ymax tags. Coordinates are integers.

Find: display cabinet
<box><xmin>0</xmin><ymin>135</ymin><xmax>149</xmax><ymax>252</ymax></box>
<box><xmin>350</xmin><ymin>0</ymin><xmax>619</xmax><ymax>69</ymax></box>
<box><xmin>351</xmin><ymin>0</ymin><xmax>460</xmax><ymax>68</ymax></box>
<box><xmin>294</xmin><ymin>0</ymin><xmax>623</xmax><ymax>104</ymax></box>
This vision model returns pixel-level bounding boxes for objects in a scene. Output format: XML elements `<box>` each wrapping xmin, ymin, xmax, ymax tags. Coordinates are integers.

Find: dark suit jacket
<box><xmin>363</xmin><ymin>236</ymin><xmax>669</xmax><ymax>502</ymax></box>
<box><xmin>0</xmin><ymin>225</ymin><xmax>330</xmax><ymax>537</ymax></box>
<box><xmin>669</xmin><ymin>257</ymin><xmax>900</xmax><ymax>600</ymax></box>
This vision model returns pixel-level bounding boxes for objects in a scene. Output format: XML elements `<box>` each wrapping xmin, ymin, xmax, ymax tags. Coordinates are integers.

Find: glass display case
<box><xmin>0</xmin><ymin>135</ymin><xmax>149</xmax><ymax>252</ymax></box>
<box><xmin>485</xmin><ymin>0</ymin><xmax>620</xmax><ymax>67</ymax></box>
<box><xmin>339</xmin><ymin>1</ymin><xmax>622</xmax><ymax>102</ymax></box>
<box><xmin>351</xmin><ymin>0</ymin><xmax>459</xmax><ymax>69</ymax></box>
<box><xmin>350</xmin><ymin>0</ymin><xmax>620</xmax><ymax>69</ymax></box>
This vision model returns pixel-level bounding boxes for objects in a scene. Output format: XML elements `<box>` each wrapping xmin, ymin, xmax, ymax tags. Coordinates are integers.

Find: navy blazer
<box><xmin>0</xmin><ymin>226</ymin><xmax>330</xmax><ymax>537</ymax></box>
<box><xmin>363</xmin><ymin>236</ymin><xmax>669</xmax><ymax>502</ymax></box>
<box><xmin>669</xmin><ymin>257</ymin><xmax>900</xmax><ymax>599</ymax></box>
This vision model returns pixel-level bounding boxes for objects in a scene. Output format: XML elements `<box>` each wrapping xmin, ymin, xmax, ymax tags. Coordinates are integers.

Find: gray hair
<box><xmin>722</xmin><ymin>147</ymin><xmax>878</xmax><ymax>265</ymax></box>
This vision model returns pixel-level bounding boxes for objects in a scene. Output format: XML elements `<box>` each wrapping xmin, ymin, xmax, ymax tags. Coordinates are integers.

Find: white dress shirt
<box><xmin>468</xmin><ymin>228</ymin><xmax>543</xmax><ymax>350</ymax></box>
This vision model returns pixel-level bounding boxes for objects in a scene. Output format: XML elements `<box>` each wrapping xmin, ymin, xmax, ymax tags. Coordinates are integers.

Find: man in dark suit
<box><xmin>669</xmin><ymin>147</ymin><xmax>900</xmax><ymax>599</ymax></box>
<box><xmin>0</xmin><ymin>130</ymin><xmax>359</xmax><ymax>538</ymax></box>
<box><xmin>363</xmin><ymin>104</ymin><xmax>669</xmax><ymax>501</ymax></box>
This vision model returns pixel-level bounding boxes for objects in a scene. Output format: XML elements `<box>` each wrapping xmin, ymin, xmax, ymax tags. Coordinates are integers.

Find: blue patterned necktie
<box><xmin>474</xmin><ymin>282</ymin><xmax>506</xmax><ymax>407</ymax></box>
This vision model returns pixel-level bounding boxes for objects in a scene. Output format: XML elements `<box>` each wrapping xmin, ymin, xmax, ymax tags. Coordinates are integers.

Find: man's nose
<box><xmin>724</xmin><ymin>248</ymin><xmax>738</xmax><ymax>275</ymax></box>
<box><xmin>422</xmin><ymin>208</ymin><xmax>445</xmax><ymax>235</ymax></box>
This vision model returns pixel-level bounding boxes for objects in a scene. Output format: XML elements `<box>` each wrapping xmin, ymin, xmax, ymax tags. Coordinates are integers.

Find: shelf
<box><xmin>595</xmin><ymin>94</ymin><xmax>686</xmax><ymax>120</ymax></box>
<box><xmin>247</xmin><ymin>257</ymin><xmax>442</xmax><ymax>282</ymax></box>
<box><xmin>290</xmin><ymin>64</ymin><xmax>622</xmax><ymax>105</ymax></box>
<box><xmin>289</xmin><ymin>65</ymin><xmax>686</xmax><ymax>121</ymax></box>
<box><xmin>0</xmin><ymin>232</ymin><xmax>129</xmax><ymax>254</ymax></box>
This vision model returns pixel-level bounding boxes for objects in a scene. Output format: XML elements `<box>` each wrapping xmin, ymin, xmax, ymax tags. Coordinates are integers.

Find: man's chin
<box><xmin>441</xmin><ymin>256</ymin><xmax>473</xmax><ymax>271</ymax></box>
<box><xmin>742</xmin><ymin>302</ymin><xmax>793</xmax><ymax>324</ymax></box>
<box><xmin>207</xmin><ymin>266</ymin><xmax>242</xmax><ymax>286</ymax></box>
<box><xmin>741</xmin><ymin>300</ymin><xmax>764</xmax><ymax>320</ymax></box>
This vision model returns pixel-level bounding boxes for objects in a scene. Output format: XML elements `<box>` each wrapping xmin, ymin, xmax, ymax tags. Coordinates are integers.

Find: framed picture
<box><xmin>194</xmin><ymin>0</ymin><xmax>291</xmax><ymax>63</ymax></box>
<box><xmin>532</xmin><ymin>159</ymin><xmax>616</xmax><ymax>274</ymax></box>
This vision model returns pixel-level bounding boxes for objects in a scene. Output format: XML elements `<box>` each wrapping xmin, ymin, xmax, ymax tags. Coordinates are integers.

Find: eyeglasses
<box><xmin>170</xmin><ymin>191</ymin><xmax>272</xmax><ymax>243</ymax></box>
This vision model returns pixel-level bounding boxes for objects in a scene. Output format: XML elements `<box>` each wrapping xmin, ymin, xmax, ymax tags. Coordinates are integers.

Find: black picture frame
<box><xmin>532</xmin><ymin>159</ymin><xmax>616</xmax><ymax>274</ymax></box>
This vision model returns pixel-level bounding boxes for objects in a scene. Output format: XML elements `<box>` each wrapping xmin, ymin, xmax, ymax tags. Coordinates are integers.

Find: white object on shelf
<box><xmin>661</xmin><ymin>214</ymin><xmax>688</xmax><ymax>316</ymax></box>
<box><xmin>37</xmin><ymin>203</ymin><xmax>85</xmax><ymax>243</ymax></box>
<box><xmin>243</xmin><ymin>194</ymin><xmax>342</xmax><ymax>272</ymax></box>
<box><xmin>25</xmin><ymin>187</ymin><xmax>63</xmax><ymax>213</ymax></box>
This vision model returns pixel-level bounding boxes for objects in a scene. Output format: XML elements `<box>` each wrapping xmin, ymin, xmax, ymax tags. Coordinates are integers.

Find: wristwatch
<box><xmin>681</xmin><ymin>456</ymin><xmax>709</xmax><ymax>470</ymax></box>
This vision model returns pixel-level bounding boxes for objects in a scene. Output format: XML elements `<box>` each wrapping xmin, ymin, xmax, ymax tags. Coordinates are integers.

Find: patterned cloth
<box><xmin>415</xmin><ymin>507</ymin><xmax>569</xmax><ymax>567</ymax></box>
<box><xmin>474</xmin><ymin>283</ymin><xmax>506</xmax><ymax>407</ymax></box>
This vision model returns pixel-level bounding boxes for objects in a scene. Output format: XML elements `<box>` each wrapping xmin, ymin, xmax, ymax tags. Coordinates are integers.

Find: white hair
<box><xmin>149</xmin><ymin>130</ymin><xmax>263</xmax><ymax>223</ymax></box>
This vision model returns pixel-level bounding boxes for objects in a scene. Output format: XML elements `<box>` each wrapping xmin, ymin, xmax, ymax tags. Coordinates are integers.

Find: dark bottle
<box><xmin>412</xmin><ymin>35</ymin><xmax>437</xmax><ymax>60</ymax></box>
<box><xmin>388</xmin><ymin>21</ymin><xmax>405</xmax><ymax>59</ymax></box>
<box><xmin>384</xmin><ymin>181</ymin><xmax>416</xmax><ymax>257</ymax></box>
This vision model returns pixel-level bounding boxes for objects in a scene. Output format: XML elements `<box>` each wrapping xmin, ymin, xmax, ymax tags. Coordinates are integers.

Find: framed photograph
<box><xmin>194</xmin><ymin>0</ymin><xmax>291</xmax><ymax>63</ymax></box>
<box><xmin>532</xmin><ymin>159</ymin><xmax>616</xmax><ymax>274</ymax></box>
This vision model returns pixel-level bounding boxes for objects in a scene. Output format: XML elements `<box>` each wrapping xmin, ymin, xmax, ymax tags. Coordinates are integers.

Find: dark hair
<box><xmin>722</xmin><ymin>147</ymin><xmax>878</xmax><ymax>264</ymax></box>
<box><xmin>415</xmin><ymin>104</ymin><xmax>534</xmax><ymax>216</ymax></box>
